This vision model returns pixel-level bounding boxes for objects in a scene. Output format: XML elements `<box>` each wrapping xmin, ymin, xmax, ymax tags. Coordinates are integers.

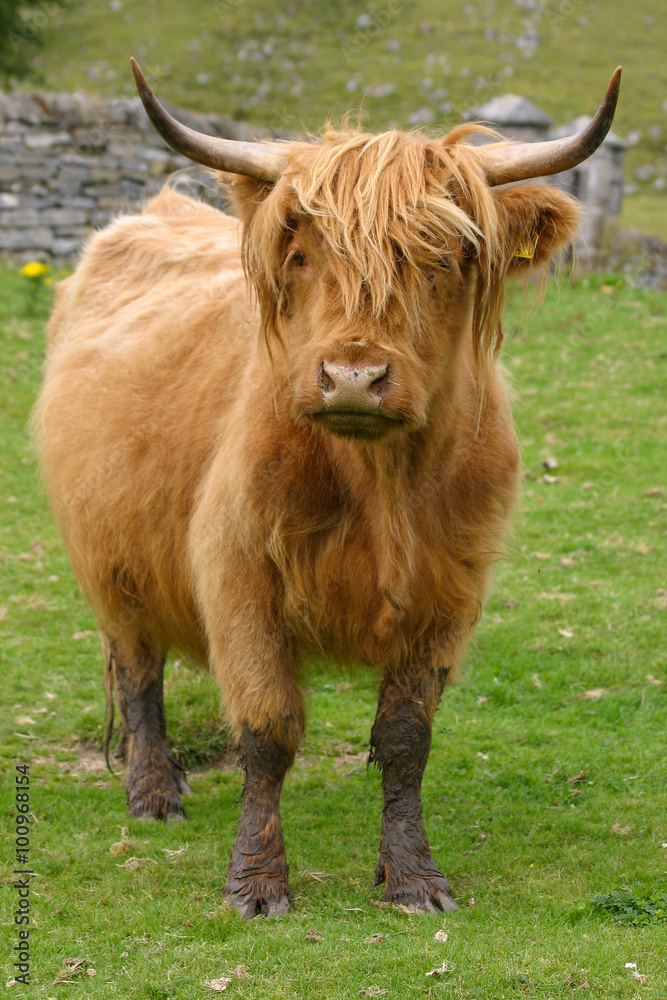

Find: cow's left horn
<box><xmin>130</xmin><ymin>58</ymin><xmax>286</xmax><ymax>182</ymax></box>
<box><xmin>482</xmin><ymin>66</ymin><xmax>622</xmax><ymax>186</ymax></box>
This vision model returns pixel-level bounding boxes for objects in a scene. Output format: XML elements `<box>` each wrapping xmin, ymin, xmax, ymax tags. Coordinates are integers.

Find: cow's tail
<box><xmin>102</xmin><ymin>636</ymin><xmax>118</xmax><ymax>775</ymax></box>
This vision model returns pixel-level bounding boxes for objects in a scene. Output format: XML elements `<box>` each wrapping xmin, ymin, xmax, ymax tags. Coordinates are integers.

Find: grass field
<box><xmin>1</xmin><ymin>255</ymin><xmax>666</xmax><ymax>997</ymax></box>
<box><xmin>16</xmin><ymin>0</ymin><xmax>667</xmax><ymax>236</ymax></box>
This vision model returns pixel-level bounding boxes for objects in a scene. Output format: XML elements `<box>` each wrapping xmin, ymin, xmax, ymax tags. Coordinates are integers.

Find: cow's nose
<box><xmin>320</xmin><ymin>361</ymin><xmax>390</xmax><ymax>412</ymax></box>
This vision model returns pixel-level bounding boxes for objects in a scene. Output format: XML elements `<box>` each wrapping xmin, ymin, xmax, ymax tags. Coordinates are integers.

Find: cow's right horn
<box><xmin>131</xmin><ymin>58</ymin><xmax>286</xmax><ymax>182</ymax></box>
<box><xmin>481</xmin><ymin>66</ymin><xmax>622</xmax><ymax>186</ymax></box>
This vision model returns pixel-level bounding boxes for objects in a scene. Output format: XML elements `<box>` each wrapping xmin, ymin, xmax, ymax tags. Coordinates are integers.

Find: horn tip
<box><xmin>130</xmin><ymin>56</ymin><xmax>148</xmax><ymax>92</ymax></box>
<box><xmin>609</xmin><ymin>65</ymin><xmax>622</xmax><ymax>97</ymax></box>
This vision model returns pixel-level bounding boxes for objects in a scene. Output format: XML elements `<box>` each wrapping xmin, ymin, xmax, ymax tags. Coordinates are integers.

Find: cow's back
<box><xmin>34</xmin><ymin>188</ymin><xmax>256</xmax><ymax>661</ymax></box>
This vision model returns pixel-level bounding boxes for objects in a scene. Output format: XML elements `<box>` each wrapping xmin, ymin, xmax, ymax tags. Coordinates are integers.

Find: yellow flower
<box><xmin>21</xmin><ymin>261</ymin><xmax>50</xmax><ymax>279</ymax></box>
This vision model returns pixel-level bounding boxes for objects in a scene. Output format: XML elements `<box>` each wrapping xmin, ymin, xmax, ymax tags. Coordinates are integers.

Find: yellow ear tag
<box><xmin>514</xmin><ymin>232</ymin><xmax>540</xmax><ymax>260</ymax></box>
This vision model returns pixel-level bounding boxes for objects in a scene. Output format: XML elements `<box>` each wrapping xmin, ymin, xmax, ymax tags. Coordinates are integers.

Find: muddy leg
<box><xmin>110</xmin><ymin>639</ymin><xmax>191</xmax><ymax>821</ymax></box>
<box><xmin>223</xmin><ymin>721</ymin><xmax>297</xmax><ymax>919</ymax></box>
<box><xmin>370</xmin><ymin>669</ymin><xmax>457</xmax><ymax>912</ymax></box>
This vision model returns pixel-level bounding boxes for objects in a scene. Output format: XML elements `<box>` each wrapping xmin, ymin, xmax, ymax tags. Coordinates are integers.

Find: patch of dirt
<box><xmin>189</xmin><ymin>750</ymin><xmax>238</xmax><ymax>776</ymax></box>
<box><xmin>330</xmin><ymin>740</ymin><xmax>368</xmax><ymax>770</ymax></box>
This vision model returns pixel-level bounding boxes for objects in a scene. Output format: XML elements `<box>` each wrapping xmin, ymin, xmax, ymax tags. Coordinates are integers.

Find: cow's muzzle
<box><xmin>319</xmin><ymin>360</ymin><xmax>390</xmax><ymax>412</ymax></box>
<box><xmin>311</xmin><ymin>360</ymin><xmax>402</xmax><ymax>440</ymax></box>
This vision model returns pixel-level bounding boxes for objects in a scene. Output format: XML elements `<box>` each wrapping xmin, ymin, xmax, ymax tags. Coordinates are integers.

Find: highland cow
<box><xmin>33</xmin><ymin>62</ymin><xmax>621</xmax><ymax>917</ymax></box>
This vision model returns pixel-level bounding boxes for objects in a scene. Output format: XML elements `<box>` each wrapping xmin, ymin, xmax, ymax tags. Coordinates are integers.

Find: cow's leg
<box><xmin>370</xmin><ymin>667</ymin><xmax>457</xmax><ymax>912</ymax></box>
<box><xmin>222</xmin><ymin>717</ymin><xmax>299</xmax><ymax>919</ymax></box>
<box><xmin>109</xmin><ymin>637</ymin><xmax>191</xmax><ymax>821</ymax></box>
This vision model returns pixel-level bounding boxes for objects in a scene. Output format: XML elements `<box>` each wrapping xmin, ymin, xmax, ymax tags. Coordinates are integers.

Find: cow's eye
<box><xmin>291</xmin><ymin>251</ymin><xmax>307</xmax><ymax>268</ymax></box>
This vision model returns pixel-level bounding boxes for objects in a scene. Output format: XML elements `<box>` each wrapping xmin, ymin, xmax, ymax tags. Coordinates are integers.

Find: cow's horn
<box><xmin>482</xmin><ymin>66</ymin><xmax>622</xmax><ymax>186</ymax></box>
<box><xmin>130</xmin><ymin>58</ymin><xmax>285</xmax><ymax>182</ymax></box>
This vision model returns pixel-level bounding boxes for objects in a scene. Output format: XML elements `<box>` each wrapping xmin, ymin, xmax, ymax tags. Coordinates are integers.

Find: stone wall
<box><xmin>0</xmin><ymin>89</ymin><xmax>269</xmax><ymax>262</ymax></box>
<box><xmin>0</xmin><ymin>86</ymin><xmax>639</xmax><ymax>274</ymax></box>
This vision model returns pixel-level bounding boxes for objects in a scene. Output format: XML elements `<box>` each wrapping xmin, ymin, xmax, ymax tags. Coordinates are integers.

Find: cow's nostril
<box><xmin>319</xmin><ymin>364</ymin><xmax>335</xmax><ymax>393</ymax></box>
<box><xmin>369</xmin><ymin>367</ymin><xmax>390</xmax><ymax>398</ymax></box>
<box><xmin>320</xmin><ymin>360</ymin><xmax>391</xmax><ymax>411</ymax></box>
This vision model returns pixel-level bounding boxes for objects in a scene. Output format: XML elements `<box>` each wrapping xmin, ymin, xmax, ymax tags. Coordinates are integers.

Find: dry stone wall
<box><xmin>0</xmin><ymin>89</ymin><xmax>268</xmax><ymax>262</ymax></box>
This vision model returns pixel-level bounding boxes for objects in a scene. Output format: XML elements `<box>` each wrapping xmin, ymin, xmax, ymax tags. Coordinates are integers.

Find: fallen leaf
<box><xmin>206</xmin><ymin>977</ymin><xmax>232</xmax><ymax>992</ymax></box>
<box><xmin>532</xmin><ymin>674</ymin><xmax>543</xmax><ymax>689</ymax></box>
<box><xmin>369</xmin><ymin>900</ymin><xmax>390</xmax><ymax>909</ymax></box>
<box><xmin>631</xmin><ymin>972</ymin><xmax>648</xmax><ymax>983</ymax></box>
<box><xmin>558</xmin><ymin>628</ymin><xmax>574</xmax><ymax>638</ymax></box>
<box><xmin>578</xmin><ymin>688</ymin><xmax>606</xmax><ymax>700</ymax></box>
<box><xmin>643</xmin><ymin>487</ymin><xmax>663</xmax><ymax>497</ymax></box>
<box><xmin>653</xmin><ymin>590</ymin><xmax>667</xmax><ymax>611</ymax></box>
<box><xmin>53</xmin><ymin>958</ymin><xmax>87</xmax><ymax>984</ymax></box>
<box><xmin>116</xmin><ymin>857</ymin><xmax>156</xmax><ymax>871</ymax></box>
<box><xmin>54</xmin><ymin>907</ymin><xmax>68</xmax><ymax>918</ymax></box>
<box><xmin>434</xmin><ymin>930</ymin><xmax>449</xmax><ymax>942</ymax></box>
<box><xmin>646</xmin><ymin>674</ymin><xmax>664</xmax><ymax>686</ymax></box>
<box><xmin>305</xmin><ymin>929</ymin><xmax>324</xmax><ymax>942</ymax></box>
<box><xmin>229</xmin><ymin>965</ymin><xmax>251</xmax><ymax>980</ymax></box>
<box><xmin>635</xmin><ymin>543</ymin><xmax>652</xmax><ymax>556</ymax></box>
<box><xmin>534</xmin><ymin>552</ymin><xmax>551</xmax><ymax>560</ymax></box>
<box><xmin>359</xmin><ymin>989</ymin><xmax>388</xmax><ymax>997</ymax></box>
<box><xmin>72</xmin><ymin>630</ymin><xmax>95</xmax><ymax>641</ymax></box>
<box><xmin>541</xmin><ymin>474</ymin><xmax>559</xmax><ymax>484</ymax></box>
<box><xmin>476</xmin><ymin>695</ymin><xmax>488</xmax><ymax>705</ymax></box>
<box><xmin>560</xmin><ymin>556</ymin><xmax>576</xmax><ymax>568</ymax></box>
<box><xmin>303</xmin><ymin>870</ymin><xmax>335</xmax><ymax>882</ymax></box>
<box><xmin>567</xmin><ymin>771</ymin><xmax>588</xmax><ymax>784</ymax></box>
<box><xmin>369</xmin><ymin>933</ymin><xmax>386</xmax><ymax>944</ymax></box>
<box><xmin>426</xmin><ymin>960</ymin><xmax>450</xmax><ymax>977</ymax></box>
<box><xmin>539</xmin><ymin>592</ymin><xmax>576</xmax><ymax>603</ymax></box>
<box><xmin>542</xmin><ymin>456</ymin><xmax>559</xmax><ymax>470</ymax></box>
<box><xmin>109</xmin><ymin>839</ymin><xmax>133</xmax><ymax>857</ymax></box>
<box><xmin>611</xmin><ymin>824</ymin><xmax>632</xmax><ymax>836</ymax></box>
<box><xmin>16</xmin><ymin>716</ymin><xmax>35</xmax><ymax>725</ymax></box>
<box><xmin>163</xmin><ymin>844</ymin><xmax>188</xmax><ymax>861</ymax></box>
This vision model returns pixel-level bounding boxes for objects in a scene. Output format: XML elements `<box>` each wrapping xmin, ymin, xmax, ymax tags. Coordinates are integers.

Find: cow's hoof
<box><xmin>386</xmin><ymin>879</ymin><xmax>458</xmax><ymax>913</ymax></box>
<box><xmin>128</xmin><ymin>789</ymin><xmax>188</xmax><ymax>821</ymax></box>
<box><xmin>375</xmin><ymin>855</ymin><xmax>458</xmax><ymax>913</ymax></box>
<box><xmin>127</xmin><ymin>760</ymin><xmax>191</xmax><ymax>821</ymax></box>
<box><xmin>223</xmin><ymin>880</ymin><xmax>290</xmax><ymax>919</ymax></box>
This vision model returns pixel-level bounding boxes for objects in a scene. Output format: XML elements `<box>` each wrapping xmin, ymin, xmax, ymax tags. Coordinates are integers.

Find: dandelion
<box><xmin>21</xmin><ymin>261</ymin><xmax>50</xmax><ymax>279</ymax></box>
<box><xmin>20</xmin><ymin>261</ymin><xmax>53</xmax><ymax>316</ymax></box>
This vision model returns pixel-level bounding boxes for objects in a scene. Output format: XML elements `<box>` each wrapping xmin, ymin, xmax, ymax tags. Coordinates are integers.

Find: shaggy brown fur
<box><xmin>34</xmin><ymin>124</ymin><xmax>579</xmax><ymax>914</ymax></box>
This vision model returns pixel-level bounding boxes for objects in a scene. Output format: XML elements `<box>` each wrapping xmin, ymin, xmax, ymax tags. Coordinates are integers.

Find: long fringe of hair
<box><xmin>239</xmin><ymin>123</ymin><xmax>519</xmax><ymax>368</ymax></box>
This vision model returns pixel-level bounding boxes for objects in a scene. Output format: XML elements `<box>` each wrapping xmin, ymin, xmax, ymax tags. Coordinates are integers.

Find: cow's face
<box><xmin>233</xmin><ymin>132</ymin><xmax>580</xmax><ymax>444</ymax></box>
<box><xmin>276</xmin><ymin>219</ymin><xmax>477</xmax><ymax>442</ymax></box>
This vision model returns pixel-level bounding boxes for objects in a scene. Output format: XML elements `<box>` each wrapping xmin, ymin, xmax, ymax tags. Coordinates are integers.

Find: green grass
<box><xmin>20</xmin><ymin>0</ymin><xmax>667</xmax><ymax>224</ymax></box>
<box><xmin>1</xmin><ymin>262</ymin><xmax>666</xmax><ymax>996</ymax></box>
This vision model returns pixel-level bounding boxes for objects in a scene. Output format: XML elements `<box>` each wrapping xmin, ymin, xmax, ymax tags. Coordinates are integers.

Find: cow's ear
<box><xmin>219</xmin><ymin>173</ymin><xmax>275</xmax><ymax>227</ymax></box>
<box><xmin>493</xmin><ymin>184</ymin><xmax>580</xmax><ymax>273</ymax></box>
